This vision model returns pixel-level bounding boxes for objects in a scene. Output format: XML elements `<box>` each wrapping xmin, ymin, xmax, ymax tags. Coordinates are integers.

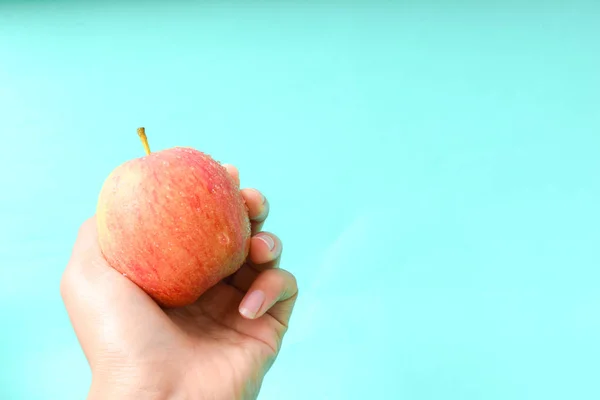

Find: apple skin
<box><xmin>96</xmin><ymin>147</ymin><xmax>251</xmax><ymax>308</ymax></box>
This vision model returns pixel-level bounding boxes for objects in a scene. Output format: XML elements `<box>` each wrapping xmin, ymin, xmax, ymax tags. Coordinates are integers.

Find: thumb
<box><xmin>60</xmin><ymin>216</ymin><xmax>167</xmax><ymax>367</ymax></box>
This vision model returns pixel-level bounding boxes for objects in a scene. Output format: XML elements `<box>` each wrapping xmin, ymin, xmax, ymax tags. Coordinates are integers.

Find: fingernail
<box><xmin>257</xmin><ymin>234</ymin><xmax>275</xmax><ymax>251</ymax></box>
<box><xmin>239</xmin><ymin>290</ymin><xmax>265</xmax><ymax>319</ymax></box>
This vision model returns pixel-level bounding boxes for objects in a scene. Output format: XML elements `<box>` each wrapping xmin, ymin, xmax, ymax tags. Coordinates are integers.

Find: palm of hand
<box><xmin>123</xmin><ymin>259</ymin><xmax>288</xmax><ymax>400</ymax></box>
<box><xmin>170</xmin><ymin>279</ymin><xmax>284</xmax><ymax>356</ymax></box>
<box><xmin>165</xmin><ymin>280</ymin><xmax>284</xmax><ymax>398</ymax></box>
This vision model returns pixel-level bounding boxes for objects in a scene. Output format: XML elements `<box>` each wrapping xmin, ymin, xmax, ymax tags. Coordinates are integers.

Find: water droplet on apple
<box><xmin>122</xmin><ymin>273</ymin><xmax>128</xmax><ymax>277</ymax></box>
<box><xmin>179</xmin><ymin>191</ymin><xmax>185</xmax><ymax>197</ymax></box>
<box><xmin>218</xmin><ymin>232</ymin><xmax>230</xmax><ymax>245</ymax></box>
<box><xmin>163</xmin><ymin>161</ymin><xmax>170</xmax><ymax>166</ymax></box>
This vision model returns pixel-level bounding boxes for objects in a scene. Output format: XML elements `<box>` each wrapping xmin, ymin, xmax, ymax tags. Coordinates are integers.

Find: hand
<box><xmin>61</xmin><ymin>164</ymin><xmax>298</xmax><ymax>400</ymax></box>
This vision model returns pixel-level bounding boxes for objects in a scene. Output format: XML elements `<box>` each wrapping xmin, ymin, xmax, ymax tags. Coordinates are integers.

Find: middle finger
<box><xmin>241</xmin><ymin>188</ymin><xmax>269</xmax><ymax>234</ymax></box>
<box><xmin>227</xmin><ymin>232</ymin><xmax>282</xmax><ymax>292</ymax></box>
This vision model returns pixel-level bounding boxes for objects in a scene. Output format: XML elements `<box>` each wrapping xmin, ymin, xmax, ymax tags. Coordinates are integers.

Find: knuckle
<box><xmin>78</xmin><ymin>217</ymin><xmax>95</xmax><ymax>236</ymax></box>
<box><xmin>59</xmin><ymin>268</ymin><xmax>74</xmax><ymax>299</ymax></box>
<box><xmin>288</xmin><ymin>272</ymin><xmax>298</xmax><ymax>291</ymax></box>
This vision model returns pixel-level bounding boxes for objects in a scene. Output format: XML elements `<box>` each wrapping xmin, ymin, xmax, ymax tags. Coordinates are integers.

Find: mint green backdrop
<box><xmin>1</xmin><ymin>2</ymin><xmax>599</xmax><ymax>399</ymax></box>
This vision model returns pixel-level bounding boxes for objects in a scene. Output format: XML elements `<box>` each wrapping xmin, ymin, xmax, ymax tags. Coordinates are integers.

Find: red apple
<box><xmin>96</xmin><ymin>129</ymin><xmax>251</xmax><ymax>307</ymax></box>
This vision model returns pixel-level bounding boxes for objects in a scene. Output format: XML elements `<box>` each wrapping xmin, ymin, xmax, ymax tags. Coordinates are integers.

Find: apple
<box><xmin>95</xmin><ymin>128</ymin><xmax>251</xmax><ymax>307</ymax></box>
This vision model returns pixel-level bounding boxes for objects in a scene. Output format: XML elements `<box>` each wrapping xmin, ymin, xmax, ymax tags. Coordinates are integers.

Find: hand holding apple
<box><xmin>61</xmin><ymin>152</ymin><xmax>298</xmax><ymax>399</ymax></box>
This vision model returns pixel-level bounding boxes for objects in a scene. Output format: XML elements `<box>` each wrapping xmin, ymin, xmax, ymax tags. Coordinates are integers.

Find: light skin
<box><xmin>61</xmin><ymin>164</ymin><xmax>298</xmax><ymax>400</ymax></box>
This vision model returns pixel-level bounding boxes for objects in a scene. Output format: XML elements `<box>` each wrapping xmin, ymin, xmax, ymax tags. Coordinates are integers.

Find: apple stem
<box><xmin>137</xmin><ymin>127</ymin><xmax>151</xmax><ymax>155</ymax></box>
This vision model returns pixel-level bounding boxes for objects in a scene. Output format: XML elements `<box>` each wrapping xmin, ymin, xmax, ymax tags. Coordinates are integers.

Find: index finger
<box><xmin>221</xmin><ymin>163</ymin><xmax>269</xmax><ymax>234</ymax></box>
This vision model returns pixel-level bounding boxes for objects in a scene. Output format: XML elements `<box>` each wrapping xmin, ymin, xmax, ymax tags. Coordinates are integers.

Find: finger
<box><xmin>227</xmin><ymin>232</ymin><xmax>282</xmax><ymax>292</ymax></box>
<box><xmin>64</xmin><ymin>216</ymin><xmax>112</xmax><ymax>283</ymax></box>
<box><xmin>240</xmin><ymin>188</ymin><xmax>269</xmax><ymax>234</ymax></box>
<box><xmin>69</xmin><ymin>216</ymin><xmax>102</xmax><ymax>262</ymax></box>
<box><xmin>228</xmin><ymin>264</ymin><xmax>258</xmax><ymax>293</ymax></box>
<box><xmin>222</xmin><ymin>163</ymin><xmax>240</xmax><ymax>187</ymax></box>
<box><xmin>61</xmin><ymin>217</ymin><xmax>166</xmax><ymax>366</ymax></box>
<box><xmin>249</xmin><ymin>232</ymin><xmax>282</xmax><ymax>268</ymax></box>
<box><xmin>221</xmin><ymin>164</ymin><xmax>270</xmax><ymax>234</ymax></box>
<box><xmin>62</xmin><ymin>217</ymin><xmax>159</xmax><ymax>313</ymax></box>
<box><xmin>65</xmin><ymin>217</ymin><xmax>132</xmax><ymax>283</ymax></box>
<box><xmin>238</xmin><ymin>269</ymin><xmax>298</xmax><ymax>328</ymax></box>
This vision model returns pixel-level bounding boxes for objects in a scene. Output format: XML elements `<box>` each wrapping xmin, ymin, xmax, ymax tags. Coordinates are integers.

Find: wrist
<box><xmin>88</xmin><ymin>372</ymin><xmax>179</xmax><ymax>400</ymax></box>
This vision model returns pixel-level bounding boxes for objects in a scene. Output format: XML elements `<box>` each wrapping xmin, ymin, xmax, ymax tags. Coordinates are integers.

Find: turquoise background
<box><xmin>1</xmin><ymin>1</ymin><xmax>599</xmax><ymax>399</ymax></box>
